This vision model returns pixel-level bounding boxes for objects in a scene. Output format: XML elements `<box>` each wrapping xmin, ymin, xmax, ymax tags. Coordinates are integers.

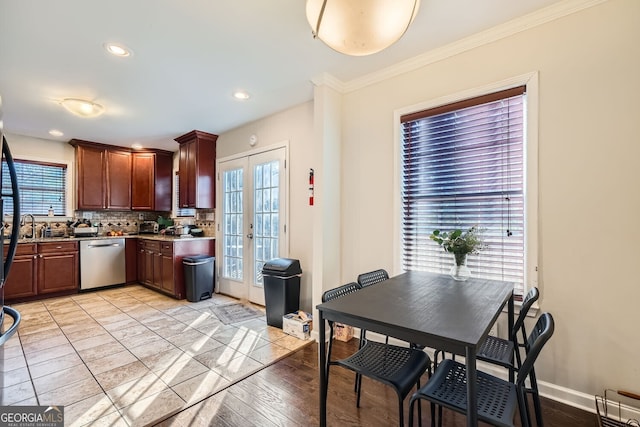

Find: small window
<box><xmin>1</xmin><ymin>159</ymin><xmax>67</xmax><ymax>216</ymax></box>
<box><xmin>174</xmin><ymin>172</ymin><xmax>195</xmax><ymax>217</ymax></box>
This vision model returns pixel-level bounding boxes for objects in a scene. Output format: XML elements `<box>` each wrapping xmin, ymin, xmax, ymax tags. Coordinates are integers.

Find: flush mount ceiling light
<box><xmin>306</xmin><ymin>0</ymin><xmax>420</xmax><ymax>56</ymax></box>
<box><xmin>48</xmin><ymin>129</ymin><xmax>64</xmax><ymax>137</ymax></box>
<box><xmin>104</xmin><ymin>42</ymin><xmax>132</xmax><ymax>57</ymax></box>
<box><xmin>233</xmin><ymin>90</ymin><xmax>251</xmax><ymax>100</ymax></box>
<box><xmin>131</xmin><ymin>143</ymin><xmax>143</xmax><ymax>150</ymax></box>
<box><xmin>60</xmin><ymin>98</ymin><xmax>105</xmax><ymax>118</ymax></box>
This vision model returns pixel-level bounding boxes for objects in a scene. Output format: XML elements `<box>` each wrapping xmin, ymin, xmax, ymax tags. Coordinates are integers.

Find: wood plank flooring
<box><xmin>159</xmin><ymin>339</ymin><xmax>597</xmax><ymax>426</ymax></box>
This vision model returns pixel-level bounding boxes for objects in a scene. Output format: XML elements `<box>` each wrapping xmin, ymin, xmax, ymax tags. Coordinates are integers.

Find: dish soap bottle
<box><xmin>48</xmin><ymin>206</ymin><xmax>54</xmax><ymax>217</ymax></box>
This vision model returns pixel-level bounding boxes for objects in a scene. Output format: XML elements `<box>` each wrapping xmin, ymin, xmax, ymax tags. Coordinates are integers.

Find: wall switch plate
<box><xmin>138</xmin><ymin>213</ymin><xmax>144</xmax><ymax>220</ymax></box>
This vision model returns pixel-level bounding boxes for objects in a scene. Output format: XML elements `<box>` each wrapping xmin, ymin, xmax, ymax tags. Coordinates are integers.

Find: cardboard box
<box><xmin>334</xmin><ymin>323</ymin><xmax>354</xmax><ymax>342</ymax></box>
<box><xmin>283</xmin><ymin>311</ymin><xmax>313</xmax><ymax>340</ymax></box>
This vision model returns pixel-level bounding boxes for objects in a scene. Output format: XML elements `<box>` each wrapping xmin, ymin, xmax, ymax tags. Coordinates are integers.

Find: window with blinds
<box><xmin>1</xmin><ymin>159</ymin><xmax>67</xmax><ymax>216</ymax></box>
<box><xmin>401</xmin><ymin>86</ymin><xmax>526</xmax><ymax>296</ymax></box>
<box><xmin>174</xmin><ymin>172</ymin><xmax>195</xmax><ymax>217</ymax></box>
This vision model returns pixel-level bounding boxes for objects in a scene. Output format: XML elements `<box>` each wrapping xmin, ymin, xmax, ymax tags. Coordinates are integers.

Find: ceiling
<box><xmin>0</xmin><ymin>0</ymin><xmax>565</xmax><ymax>152</ymax></box>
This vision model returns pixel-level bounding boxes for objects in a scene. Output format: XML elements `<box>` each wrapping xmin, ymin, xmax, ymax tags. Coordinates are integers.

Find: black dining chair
<box><xmin>433</xmin><ymin>287</ymin><xmax>542</xmax><ymax>425</ymax></box>
<box><xmin>323</xmin><ymin>282</ymin><xmax>432</xmax><ymax>427</ymax></box>
<box><xmin>408</xmin><ymin>312</ymin><xmax>555</xmax><ymax>427</ymax></box>
<box><xmin>476</xmin><ymin>287</ymin><xmax>542</xmax><ymax>425</ymax></box>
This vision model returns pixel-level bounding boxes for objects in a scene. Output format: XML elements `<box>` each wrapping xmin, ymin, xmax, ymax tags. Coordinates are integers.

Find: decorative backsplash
<box><xmin>4</xmin><ymin>209</ymin><xmax>216</xmax><ymax>238</ymax></box>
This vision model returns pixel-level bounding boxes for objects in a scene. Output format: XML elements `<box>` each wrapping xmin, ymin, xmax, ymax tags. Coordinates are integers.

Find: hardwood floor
<box><xmin>159</xmin><ymin>339</ymin><xmax>597</xmax><ymax>426</ymax></box>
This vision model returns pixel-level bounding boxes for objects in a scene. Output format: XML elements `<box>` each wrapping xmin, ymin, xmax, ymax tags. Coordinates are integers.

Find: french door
<box><xmin>217</xmin><ymin>147</ymin><xmax>287</xmax><ymax>305</ymax></box>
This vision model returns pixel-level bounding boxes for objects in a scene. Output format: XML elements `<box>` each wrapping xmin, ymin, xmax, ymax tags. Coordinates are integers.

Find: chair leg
<box><xmin>529</xmin><ymin>373</ymin><xmax>544</xmax><ymax>426</ymax></box>
<box><xmin>398</xmin><ymin>396</ymin><xmax>404</xmax><ymax>427</ymax></box>
<box><xmin>356</xmin><ymin>375</ymin><xmax>363</xmax><ymax>408</ymax></box>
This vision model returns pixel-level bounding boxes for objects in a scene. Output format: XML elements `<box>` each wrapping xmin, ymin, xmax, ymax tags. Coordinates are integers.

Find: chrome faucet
<box><xmin>20</xmin><ymin>214</ymin><xmax>36</xmax><ymax>239</ymax></box>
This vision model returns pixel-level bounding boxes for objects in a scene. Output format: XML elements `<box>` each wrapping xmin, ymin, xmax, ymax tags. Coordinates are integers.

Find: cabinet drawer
<box><xmin>161</xmin><ymin>242</ymin><xmax>173</xmax><ymax>256</ymax></box>
<box><xmin>38</xmin><ymin>241</ymin><xmax>78</xmax><ymax>253</ymax></box>
<box><xmin>143</xmin><ymin>240</ymin><xmax>160</xmax><ymax>252</ymax></box>
<box><xmin>4</xmin><ymin>243</ymin><xmax>37</xmax><ymax>256</ymax></box>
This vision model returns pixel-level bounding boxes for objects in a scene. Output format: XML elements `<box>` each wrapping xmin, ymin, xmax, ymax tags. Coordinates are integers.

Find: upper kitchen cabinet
<box><xmin>131</xmin><ymin>151</ymin><xmax>173</xmax><ymax>211</ymax></box>
<box><xmin>70</xmin><ymin>140</ymin><xmax>131</xmax><ymax>210</ymax></box>
<box><xmin>175</xmin><ymin>130</ymin><xmax>218</xmax><ymax>209</ymax></box>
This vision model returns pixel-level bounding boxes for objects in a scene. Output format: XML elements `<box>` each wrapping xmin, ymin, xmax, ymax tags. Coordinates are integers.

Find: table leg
<box><xmin>466</xmin><ymin>346</ymin><xmax>478</xmax><ymax>427</ymax></box>
<box><xmin>508</xmin><ymin>292</ymin><xmax>515</xmax><ymax>383</ymax></box>
<box><xmin>319</xmin><ymin>310</ymin><xmax>327</xmax><ymax>427</ymax></box>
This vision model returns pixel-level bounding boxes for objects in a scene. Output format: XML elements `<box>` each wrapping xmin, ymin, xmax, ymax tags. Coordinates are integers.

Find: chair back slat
<box><xmin>357</xmin><ymin>269</ymin><xmax>389</xmax><ymax>288</ymax></box>
<box><xmin>516</xmin><ymin>312</ymin><xmax>554</xmax><ymax>387</ymax></box>
<box><xmin>322</xmin><ymin>282</ymin><xmax>361</xmax><ymax>303</ymax></box>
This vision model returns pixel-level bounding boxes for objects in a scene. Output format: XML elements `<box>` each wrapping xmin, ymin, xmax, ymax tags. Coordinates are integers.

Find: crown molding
<box><xmin>310</xmin><ymin>72</ymin><xmax>347</xmax><ymax>93</ymax></box>
<box><xmin>337</xmin><ymin>0</ymin><xmax>608</xmax><ymax>93</ymax></box>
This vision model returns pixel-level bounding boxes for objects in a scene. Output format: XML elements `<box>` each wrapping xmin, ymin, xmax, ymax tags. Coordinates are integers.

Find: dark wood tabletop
<box><xmin>317</xmin><ymin>270</ymin><xmax>514</xmax><ymax>427</ymax></box>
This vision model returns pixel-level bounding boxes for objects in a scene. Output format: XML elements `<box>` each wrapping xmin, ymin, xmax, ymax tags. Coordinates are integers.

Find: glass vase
<box><xmin>449</xmin><ymin>253</ymin><xmax>471</xmax><ymax>281</ymax></box>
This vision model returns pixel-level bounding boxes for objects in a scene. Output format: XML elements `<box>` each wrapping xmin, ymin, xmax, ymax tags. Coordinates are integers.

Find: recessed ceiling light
<box><xmin>104</xmin><ymin>42</ymin><xmax>132</xmax><ymax>57</ymax></box>
<box><xmin>60</xmin><ymin>98</ymin><xmax>105</xmax><ymax>118</ymax></box>
<box><xmin>48</xmin><ymin>129</ymin><xmax>64</xmax><ymax>137</ymax></box>
<box><xmin>233</xmin><ymin>90</ymin><xmax>250</xmax><ymax>100</ymax></box>
<box><xmin>131</xmin><ymin>143</ymin><xmax>143</xmax><ymax>150</ymax></box>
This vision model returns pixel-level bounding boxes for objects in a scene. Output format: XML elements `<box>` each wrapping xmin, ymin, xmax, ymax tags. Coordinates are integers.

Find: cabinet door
<box><xmin>152</xmin><ymin>252</ymin><xmax>163</xmax><ymax>288</ymax></box>
<box><xmin>160</xmin><ymin>242</ymin><xmax>174</xmax><ymax>293</ymax></box>
<box><xmin>137</xmin><ymin>240</ymin><xmax>146</xmax><ymax>283</ymax></box>
<box><xmin>144</xmin><ymin>249</ymin><xmax>155</xmax><ymax>287</ymax></box>
<box><xmin>37</xmin><ymin>252</ymin><xmax>78</xmax><ymax>294</ymax></box>
<box><xmin>4</xmin><ymin>255</ymin><xmax>37</xmax><ymax>299</ymax></box>
<box><xmin>132</xmin><ymin>152</ymin><xmax>155</xmax><ymax>210</ymax></box>
<box><xmin>178</xmin><ymin>141</ymin><xmax>196</xmax><ymax>208</ymax></box>
<box><xmin>106</xmin><ymin>149</ymin><xmax>132</xmax><ymax>209</ymax></box>
<box><xmin>77</xmin><ymin>145</ymin><xmax>106</xmax><ymax>210</ymax></box>
<box><xmin>125</xmin><ymin>238</ymin><xmax>138</xmax><ymax>283</ymax></box>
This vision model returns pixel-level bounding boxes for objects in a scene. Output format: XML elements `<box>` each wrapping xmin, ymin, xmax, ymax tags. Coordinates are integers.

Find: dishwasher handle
<box><xmin>87</xmin><ymin>243</ymin><xmax>123</xmax><ymax>248</ymax></box>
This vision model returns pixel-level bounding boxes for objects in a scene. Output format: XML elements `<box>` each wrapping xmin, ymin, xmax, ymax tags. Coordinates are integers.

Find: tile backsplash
<box><xmin>4</xmin><ymin>209</ymin><xmax>216</xmax><ymax>238</ymax></box>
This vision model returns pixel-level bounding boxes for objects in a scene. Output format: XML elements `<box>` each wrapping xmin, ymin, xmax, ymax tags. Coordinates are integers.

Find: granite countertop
<box><xmin>6</xmin><ymin>234</ymin><xmax>215</xmax><ymax>244</ymax></box>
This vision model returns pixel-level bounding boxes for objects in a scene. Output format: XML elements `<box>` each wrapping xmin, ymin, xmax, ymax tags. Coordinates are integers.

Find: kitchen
<box><xmin>3</xmin><ymin>131</ymin><xmax>216</xmax><ymax>302</ymax></box>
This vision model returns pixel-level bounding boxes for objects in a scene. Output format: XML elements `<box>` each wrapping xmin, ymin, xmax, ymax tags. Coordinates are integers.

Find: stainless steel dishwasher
<box><xmin>80</xmin><ymin>239</ymin><xmax>126</xmax><ymax>290</ymax></box>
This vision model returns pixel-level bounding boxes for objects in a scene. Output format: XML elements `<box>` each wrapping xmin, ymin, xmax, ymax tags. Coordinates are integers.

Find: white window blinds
<box><xmin>1</xmin><ymin>159</ymin><xmax>67</xmax><ymax>216</ymax></box>
<box><xmin>401</xmin><ymin>86</ymin><xmax>526</xmax><ymax>296</ymax></box>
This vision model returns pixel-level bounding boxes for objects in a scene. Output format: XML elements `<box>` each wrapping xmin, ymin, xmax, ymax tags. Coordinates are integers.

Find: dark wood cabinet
<box><xmin>106</xmin><ymin>149</ymin><xmax>132</xmax><ymax>209</ymax></box>
<box><xmin>125</xmin><ymin>238</ymin><xmax>138</xmax><ymax>283</ymax></box>
<box><xmin>75</xmin><ymin>144</ymin><xmax>106</xmax><ymax>210</ymax></box>
<box><xmin>175</xmin><ymin>130</ymin><xmax>218</xmax><ymax>209</ymax></box>
<box><xmin>132</xmin><ymin>151</ymin><xmax>173</xmax><ymax>211</ymax></box>
<box><xmin>3</xmin><ymin>244</ymin><xmax>37</xmax><ymax>300</ymax></box>
<box><xmin>71</xmin><ymin>140</ymin><xmax>131</xmax><ymax>210</ymax></box>
<box><xmin>137</xmin><ymin>237</ymin><xmax>214</xmax><ymax>299</ymax></box>
<box><xmin>5</xmin><ymin>242</ymin><xmax>78</xmax><ymax>301</ymax></box>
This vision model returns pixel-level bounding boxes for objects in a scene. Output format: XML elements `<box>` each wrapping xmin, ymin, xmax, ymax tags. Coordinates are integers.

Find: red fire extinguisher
<box><xmin>309</xmin><ymin>168</ymin><xmax>314</xmax><ymax>206</ymax></box>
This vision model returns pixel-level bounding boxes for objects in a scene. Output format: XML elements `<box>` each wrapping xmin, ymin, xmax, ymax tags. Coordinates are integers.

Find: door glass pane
<box><xmin>223</xmin><ymin>168</ymin><xmax>243</xmax><ymax>280</ymax></box>
<box><xmin>253</xmin><ymin>160</ymin><xmax>280</xmax><ymax>286</ymax></box>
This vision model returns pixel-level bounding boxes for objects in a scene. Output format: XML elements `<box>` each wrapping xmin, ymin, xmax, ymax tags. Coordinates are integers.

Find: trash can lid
<box><xmin>262</xmin><ymin>258</ymin><xmax>302</xmax><ymax>276</ymax></box>
<box><xmin>183</xmin><ymin>255</ymin><xmax>215</xmax><ymax>263</ymax></box>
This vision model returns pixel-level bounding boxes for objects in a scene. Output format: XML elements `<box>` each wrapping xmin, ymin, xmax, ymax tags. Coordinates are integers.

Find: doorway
<box><xmin>217</xmin><ymin>147</ymin><xmax>287</xmax><ymax>305</ymax></box>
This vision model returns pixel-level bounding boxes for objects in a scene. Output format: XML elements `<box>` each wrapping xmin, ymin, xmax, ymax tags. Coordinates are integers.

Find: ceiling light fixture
<box><xmin>104</xmin><ymin>42</ymin><xmax>132</xmax><ymax>57</ymax></box>
<box><xmin>131</xmin><ymin>143</ymin><xmax>143</xmax><ymax>150</ymax></box>
<box><xmin>60</xmin><ymin>98</ymin><xmax>105</xmax><ymax>118</ymax></box>
<box><xmin>306</xmin><ymin>0</ymin><xmax>420</xmax><ymax>56</ymax></box>
<box><xmin>233</xmin><ymin>90</ymin><xmax>250</xmax><ymax>100</ymax></box>
<box><xmin>48</xmin><ymin>129</ymin><xmax>64</xmax><ymax>137</ymax></box>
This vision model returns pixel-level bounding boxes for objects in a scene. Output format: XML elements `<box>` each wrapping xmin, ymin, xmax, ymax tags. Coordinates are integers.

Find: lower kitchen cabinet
<box><xmin>137</xmin><ymin>238</ymin><xmax>214</xmax><ymax>299</ymax></box>
<box><xmin>3</xmin><ymin>244</ymin><xmax>37</xmax><ymax>300</ymax></box>
<box><xmin>38</xmin><ymin>242</ymin><xmax>79</xmax><ymax>294</ymax></box>
<box><xmin>4</xmin><ymin>241</ymin><xmax>79</xmax><ymax>302</ymax></box>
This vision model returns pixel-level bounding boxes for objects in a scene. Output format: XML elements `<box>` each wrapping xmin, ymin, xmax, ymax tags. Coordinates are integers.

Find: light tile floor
<box><xmin>1</xmin><ymin>285</ymin><xmax>310</xmax><ymax>426</ymax></box>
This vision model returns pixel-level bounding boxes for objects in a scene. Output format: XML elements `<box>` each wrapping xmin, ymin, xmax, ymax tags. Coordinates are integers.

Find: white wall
<box><xmin>339</xmin><ymin>0</ymin><xmax>639</xmax><ymax>400</ymax></box>
<box><xmin>216</xmin><ymin>102</ymin><xmax>316</xmax><ymax>312</ymax></box>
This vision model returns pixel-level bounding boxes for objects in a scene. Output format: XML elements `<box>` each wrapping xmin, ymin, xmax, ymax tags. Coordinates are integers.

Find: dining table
<box><xmin>316</xmin><ymin>270</ymin><xmax>514</xmax><ymax>427</ymax></box>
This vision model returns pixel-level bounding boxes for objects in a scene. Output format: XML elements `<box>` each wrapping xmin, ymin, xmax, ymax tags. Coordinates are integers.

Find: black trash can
<box><xmin>183</xmin><ymin>255</ymin><xmax>215</xmax><ymax>302</ymax></box>
<box><xmin>262</xmin><ymin>258</ymin><xmax>302</xmax><ymax>328</ymax></box>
